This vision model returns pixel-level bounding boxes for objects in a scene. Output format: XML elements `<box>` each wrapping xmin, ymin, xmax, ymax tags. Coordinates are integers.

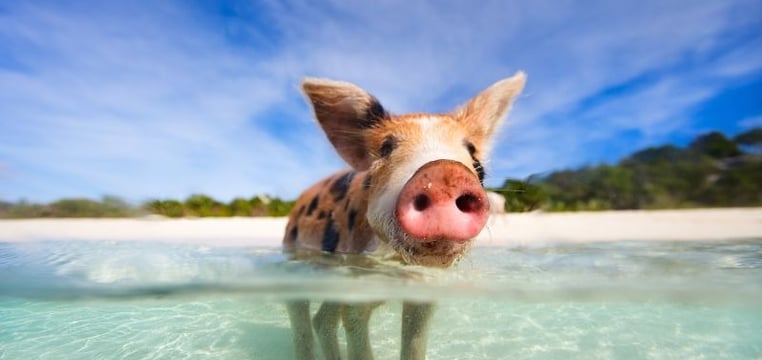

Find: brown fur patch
<box><xmin>283</xmin><ymin>169</ymin><xmax>374</xmax><ymax>254</ymax></box>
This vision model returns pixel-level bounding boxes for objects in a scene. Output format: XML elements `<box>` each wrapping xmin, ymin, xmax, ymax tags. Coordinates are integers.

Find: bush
<box><xmin>493</xmin><ymin>178</ymin><xmax>545</xmax><ymax>212</ymax></box>
<box><xmin>144</xmin><ymin>199</ymin><xmax>185</xmax><ymax>218</ymax></box>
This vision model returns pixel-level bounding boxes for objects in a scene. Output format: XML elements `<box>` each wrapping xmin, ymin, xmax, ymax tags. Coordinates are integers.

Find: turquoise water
<box><xmin>1</xmin><ymin>239</ymin><xmax>761</xmax><ymax>359</ymax></box>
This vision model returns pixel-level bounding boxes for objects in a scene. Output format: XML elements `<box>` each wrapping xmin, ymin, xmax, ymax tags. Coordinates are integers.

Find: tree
<box><xmin>99</xmin><ymin>195</ymin><xmax>135</xmax><ymax>217</ymax></box>
<box><xmin>589</xmin><ymin>165</ymin><xmax>638</xmax><ymax>209</ymax></box>
<box><xmin>229</xmin><ymin>197</ymin><xmax>253</xmax><ymax>216</ymax></box>
<box><xmin>266</xmin><ymin>197</ymin><xmax>295</xmax><ymax>217</ymax></box>
<box><xmin>689</xmin><ymin>131</ymin><xmax>741</xmax><ymax>158</ymax></box>
<box><xmin>494</xmin><ymin>178</ymin><xmax>546</xmax><ymax>212</ymax></box>
<box><xmin>184</xmin><ymin>194</ymin><xmax>230</xmax><ymax>217</ymax></box>
<box><xmin>734</xmin><ymin>127</ymin><xmax>762</xmax><ymax>154</ymax></box>
<box><xmin>248</xmin><ymin>196</ymin><xmax>268</xmax><ymax>216</ymax></box>
<box><xmin>144</xmin><ymin>199</ymin><xmax>184</xmax><ymax>218</ymax></box>
<box><xmin>501</xmin><ymin>129</ymin><xmax>761</xmax><ymax>212</ymax></box>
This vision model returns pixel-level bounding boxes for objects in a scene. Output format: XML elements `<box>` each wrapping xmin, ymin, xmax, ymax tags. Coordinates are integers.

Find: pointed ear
<box><xmin>454</xmin><ymin>71</ymin><xmax>526</xmax><ymax>148</ymax></box>
<box><xmin>302</xmin><ymin>77</ymin><xmax>388</xmax><ymax>170</ymax></box>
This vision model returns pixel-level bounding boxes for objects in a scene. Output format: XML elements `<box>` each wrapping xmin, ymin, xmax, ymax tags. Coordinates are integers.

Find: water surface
<box><xmin>1</xmin><ymin>239</ymin><xmax>761</xmax><ymax>359</ymax></box>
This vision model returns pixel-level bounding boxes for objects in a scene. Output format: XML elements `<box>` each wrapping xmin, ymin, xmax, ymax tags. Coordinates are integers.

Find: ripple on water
<box><xmin>0</xmin><ymin>239</ymin><xmax>761</xmax><ymax>359</ymax></box>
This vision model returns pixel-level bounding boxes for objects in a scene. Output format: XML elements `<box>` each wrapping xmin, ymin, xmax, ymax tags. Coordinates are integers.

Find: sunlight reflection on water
<box><xmin>1</xmin><ymin>239</ymin><xmax>761</xmax><ymax>359</ymax></box>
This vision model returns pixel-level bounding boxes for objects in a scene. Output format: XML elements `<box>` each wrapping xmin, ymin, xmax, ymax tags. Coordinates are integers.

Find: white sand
<box><xmin>480</xmin><ymin>208</ymin><xmax>762</xmax><ymax>246</ymax></box>
<box><xmin>0</xmin><ymin>208</ymin><xmax>760</xmax><ymax>247</ymax></box>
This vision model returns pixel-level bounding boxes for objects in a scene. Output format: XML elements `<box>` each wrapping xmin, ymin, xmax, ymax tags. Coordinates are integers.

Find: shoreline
<box><xmin>0</xmin><ymin>208</ymin><xmax>760</xmax><ymax>247</ymax></box>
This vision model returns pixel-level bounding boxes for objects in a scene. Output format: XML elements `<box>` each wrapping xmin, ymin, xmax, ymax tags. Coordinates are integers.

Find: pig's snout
<box><xmin>395</xmin><ymin>160</ymin><xmax>489</xmax><ymax>242</ymax></box>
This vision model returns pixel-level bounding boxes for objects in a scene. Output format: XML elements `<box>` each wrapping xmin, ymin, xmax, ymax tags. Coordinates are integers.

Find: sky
<box><xmin>1</xmin><ymin>0</ymin><xmax>761</xmax><ymax>203</ymax></box>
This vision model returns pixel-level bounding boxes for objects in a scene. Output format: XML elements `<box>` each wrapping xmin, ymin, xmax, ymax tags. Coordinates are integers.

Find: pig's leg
<box><xmin>286</xmin><ymin>300</ymin><xmax>315</xmax><ymax>360</ymax></box>
<box><xmin>400</xmin><ymin>301</ymin><xmax>436</xmax><ymax>360</ymax></box>
<box><xmin>313</xmin><ymin>302</ymin><xmax>342</xmax><ymax>360</ymax></box>
<box><xmin>342</xmin><ymin>302</ymin><xmax>381</xmax><ymax>360</ymax></box>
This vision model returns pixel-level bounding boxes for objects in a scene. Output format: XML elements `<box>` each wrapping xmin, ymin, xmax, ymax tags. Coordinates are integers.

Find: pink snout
<box><xmin>395</xmin><ymin>160</ymin><xmax>489</xmax><ymax>242</ymax></box>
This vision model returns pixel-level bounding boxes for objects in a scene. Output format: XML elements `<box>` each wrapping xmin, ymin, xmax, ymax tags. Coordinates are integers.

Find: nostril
<box><xmin>456</xmin><ymin>193</ymin><xmax>482</xmax><ymax>213</ymax></box>
<box><xmin>413</xmin><ymin>194</ymin><xmax>431</xmax><ymax>212</ymax></box>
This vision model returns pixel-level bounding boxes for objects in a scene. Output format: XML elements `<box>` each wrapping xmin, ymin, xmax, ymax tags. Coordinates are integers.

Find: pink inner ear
<box><xmin>334</xmin><ymin>136</ymin><xmax>372</xmax><ymax>171</ymax></box>
<box><xmin>303</xmin><ymin>78</ymin><xmax>387</xmax><ymax>171</ymax></box>
<box><xmin>454</xmin><ymin>72</ymin><xmax>526</xmax><ymax>141</ymax></box>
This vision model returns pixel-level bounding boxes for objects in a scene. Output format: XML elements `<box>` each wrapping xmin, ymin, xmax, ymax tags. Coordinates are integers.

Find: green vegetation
<box><xmin>0</xmin><ymin>196</ymin><xmax>137</xmax><ymax>218</ymax></box>
<box><xmin>143</xmin><ymin>195</ymin><xmax>294</xmax><ymax>218</ymax></box>
<box><xmin>1</xmin><ymin>128</ymin><xmax>759</xmax><ymax>218</ymax></box>
<box><xmin>495</xmin><ymin>128</ymin><xmax>762</xmax><ymax>212</ymax></box>
<box><xmin>492</xmin><ymin>178</ymin><xmax>546</xmax><ymax>212</ymax></box>
<box><xmin>0</xmin><ymin>194</ymin><xmax>295</xmax><ymax>219</ymax></box>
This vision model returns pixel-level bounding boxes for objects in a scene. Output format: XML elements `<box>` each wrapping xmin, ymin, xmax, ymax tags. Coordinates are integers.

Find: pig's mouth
<box><xmin>383</xmin><ymin>219</ymin><xmax>473</xmax><ymax>268</ymax></box>
<box><xmin>382</xmin><ymin>159</ymin><xmax>487</xmax><ymax>267</ymax></box>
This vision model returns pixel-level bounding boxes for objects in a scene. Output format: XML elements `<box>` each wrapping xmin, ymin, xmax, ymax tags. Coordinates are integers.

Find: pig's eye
<box><xmin>464</xmin><ymin>140</ymin><xmax>485</xmax><ymax>184</ymax></box>
<box><xmin>379</xmin><ymin>135</ymin><xmax>397</xmax><ymax>157</ymax></box>
<box><xmin>465</xmin><ymin>141</ymin><xmax>477</xmax><ymax>156</ymax></box>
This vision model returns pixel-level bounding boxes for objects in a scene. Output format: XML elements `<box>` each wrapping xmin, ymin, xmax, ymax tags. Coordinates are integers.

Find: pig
<box><xmin>283</xmin><ymin>72</ymin><xmax>526</xmax><ymax>360</ymax></box>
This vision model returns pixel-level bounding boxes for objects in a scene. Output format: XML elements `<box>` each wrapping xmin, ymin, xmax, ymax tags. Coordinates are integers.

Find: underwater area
<box><xmin>1</xmin><ymin>239</ymin><xmax>761</xmax><ymax>359</ymax></box>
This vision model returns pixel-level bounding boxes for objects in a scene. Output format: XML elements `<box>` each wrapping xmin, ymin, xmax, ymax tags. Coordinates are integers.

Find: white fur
<box><xmin>367</xmin><ymin>116</ymin><xmax>474</xmax><ymax>237</ymax></box>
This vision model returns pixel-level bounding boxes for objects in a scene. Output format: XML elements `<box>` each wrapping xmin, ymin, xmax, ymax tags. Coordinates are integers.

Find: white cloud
<box><xmin>0</xmin><ymin>0</ymin><xmax>760</xmax><ymax>201</ymax></box>
<box><xmin>0</xmin><ymin>2</ymin><xmax>330</xmax><ymax>201</ymax></box>
<box><xmin>740</xmin><ymin>115</ymin><xmax>762</xmax><ymax>129</ymax></box>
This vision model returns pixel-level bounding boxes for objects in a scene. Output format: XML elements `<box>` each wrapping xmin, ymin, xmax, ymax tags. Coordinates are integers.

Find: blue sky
<box><xmin>1</xmin><ymin>0</ymin><xmax>761</xmax><ymax>203</ymax></box>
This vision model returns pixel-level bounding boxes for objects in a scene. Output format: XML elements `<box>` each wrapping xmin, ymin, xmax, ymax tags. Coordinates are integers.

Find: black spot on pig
<box><xmin>322</xmin><ymin>219</ymin><xmax>340</xmax><ymax>253</ymax></box>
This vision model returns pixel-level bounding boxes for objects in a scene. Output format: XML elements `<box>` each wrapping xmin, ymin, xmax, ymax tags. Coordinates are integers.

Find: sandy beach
<box><xmin>1</xmin><ymin>208</ymin><xmax>759</xmax><ymax>247</ymax></box>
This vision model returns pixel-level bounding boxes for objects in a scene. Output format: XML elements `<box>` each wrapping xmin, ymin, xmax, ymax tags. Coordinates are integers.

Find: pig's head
<box><xmin>302</xmin><ymin>73</ymin><xmax>525</xmax><ymax>267</ymax></box>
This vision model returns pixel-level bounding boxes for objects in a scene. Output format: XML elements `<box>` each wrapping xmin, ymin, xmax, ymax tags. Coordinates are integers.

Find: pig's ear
<box><xmin>302</xmin><ymin>77</ymin><xmax>389</xmax><ymax>171</ymax></box>
<box><xmin>454</xmin><ymin>72</ymin><xmax>526</xmax><ymax>149</ymax></box>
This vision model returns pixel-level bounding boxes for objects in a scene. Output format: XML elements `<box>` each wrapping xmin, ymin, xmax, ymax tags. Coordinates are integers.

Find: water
<box><xmin>1</xmin><ymin>239</ymin><xmax>761</xmax><ymax>359</ymax></box>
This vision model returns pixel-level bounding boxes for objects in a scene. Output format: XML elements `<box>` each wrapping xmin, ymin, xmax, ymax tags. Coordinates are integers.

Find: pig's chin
<box><xmin>382</xmin><ymin>220</ymin><xmax>472</xmax><ymax>268</ymax></box>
